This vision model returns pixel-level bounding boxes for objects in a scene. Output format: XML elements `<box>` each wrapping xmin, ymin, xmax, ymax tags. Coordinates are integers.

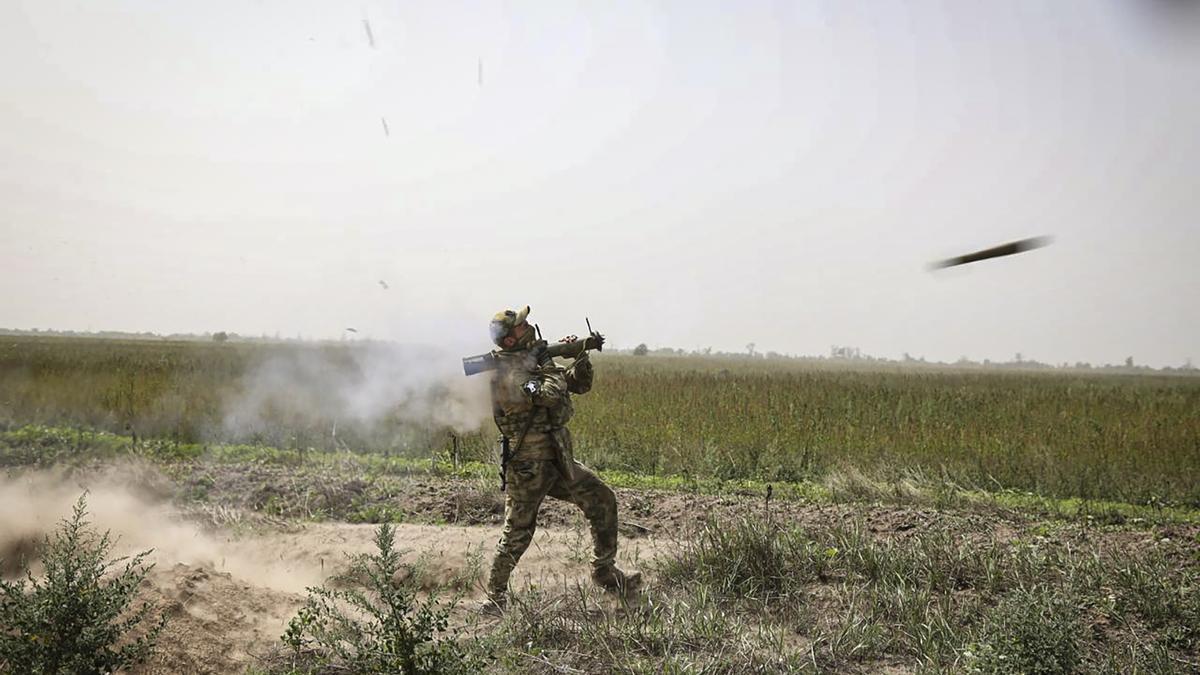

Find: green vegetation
<box><xmin>3</xmin><ymin>336</ymin><xmax>1198</xmax><ymax>673</ymax></box>
<box><xmin>0</xmin><ymin>494</ymin><xmax>167</xmax><ymax>674</ymax></box>
<box><xmin>5</xmin><ymin>424</ymin><xmax>1197</xmax><ymax>527</ymax></box>
<box><xmin>281</xmin><ymin>522</ymin><xmax>478</xmax><ymax>674</ymax></box>
<box><xmin>576</xmin><ymin>356</ymin><xmax>1200</xmax><ymax>506</ymax></box>
<box><xmin>2</xmin><ymin>335</ymin><xmax>1198</xmax><ymax>506</ymax></box>
<box><xmin>491</xmin><ymin>517</ymin><xmax>1197</xmax><ymax>673</ymax></box>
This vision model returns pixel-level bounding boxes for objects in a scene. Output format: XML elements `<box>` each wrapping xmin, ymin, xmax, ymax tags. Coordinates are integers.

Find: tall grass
<box><xmin>576</xmin><ymin>357</ymin><xmax>1200</xmax><ymax>505</ymax></box>
<box><xmin>2</xmin><ymin>336</ymin><xmax>1197</xmax><ymax>505</ymax></box>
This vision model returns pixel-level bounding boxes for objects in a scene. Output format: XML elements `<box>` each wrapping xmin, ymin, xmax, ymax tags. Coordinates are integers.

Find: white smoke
<box><xmin>219</xmin><ymin>340</ymin><xmax>492</xmax><ymax>443</ymax></box>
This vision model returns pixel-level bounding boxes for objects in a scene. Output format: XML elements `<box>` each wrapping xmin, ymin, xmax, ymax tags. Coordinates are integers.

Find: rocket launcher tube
<box><xmin>462</xmin><ymin>333</ymin><xmax>604</xmax><ymax>376</ymax></box>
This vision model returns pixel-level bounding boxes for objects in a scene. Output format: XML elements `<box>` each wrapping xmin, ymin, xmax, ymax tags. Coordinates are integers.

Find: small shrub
<box><xmin>282</xmin><ymin>522</ymin><xmax>477</xmax><ymax>674</ymax></box>
<box><xmin>967</xmin><ymin>587</ymin><xmax>1084</xmax><ymax>674</ymax></box>
<box><xmin>0</xmin><ymin>494</ymin><xmax>167</xmax><ymax>674</ymax></box>
<box><xmin>659</xmin><ymin>517</ymin><xmax>831</xmax><ymax>605</ymax></box>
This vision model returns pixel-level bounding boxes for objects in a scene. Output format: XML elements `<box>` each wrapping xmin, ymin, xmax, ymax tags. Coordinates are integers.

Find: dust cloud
<box><xmin>0</xmin><ymin>465</ymin><xmax>324</xmax><ymax>594</ymax></box>
<box><xmin>0</xmin><ymin>464</ymin><xmax>639</xmax><ymax>594</ymax></box>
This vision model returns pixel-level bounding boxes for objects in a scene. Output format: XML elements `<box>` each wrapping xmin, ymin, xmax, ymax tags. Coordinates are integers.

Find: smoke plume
<box><xmin>218</xmin><ymin>341</ymin><xmax>492</xmax><ymax>445</ymax></box>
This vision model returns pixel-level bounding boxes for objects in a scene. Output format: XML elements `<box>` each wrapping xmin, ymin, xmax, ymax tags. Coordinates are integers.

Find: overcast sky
<box><xmin>2</xmin><ymin>1</ymin><xmax>1197</xmax><ymax>366</ymax></box>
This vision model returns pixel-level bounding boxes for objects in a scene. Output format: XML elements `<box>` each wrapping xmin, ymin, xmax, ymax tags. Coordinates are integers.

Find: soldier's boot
<box><xmin>480</xmin><ymin>573</ymin><xmax>509</xmax><ymax>617</ymax></box>
<box><xmin>479</xmin><ymin>591</ymin><xmax>507</xmax><ymax>617</ymax></box>
<box><xmin>484</xmin><ymin>553</ymin><xmax>517</xmax><ymax>615</ymax></box>
<box><xmin>591</xmin><ymin>565</ymin><xmax>642</xmax><ymax>594</ymax></box>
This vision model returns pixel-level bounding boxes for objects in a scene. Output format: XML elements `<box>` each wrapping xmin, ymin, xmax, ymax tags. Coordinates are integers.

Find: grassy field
<box><xmin>2</xmin><ymin>335</ymin><xmax>1198</xmax><ymax>506</ymax></box>
<box><xmin>3</xmin><ymin>426</ymin><xmax>1197</xmax><ymax>673</ymax></box>
<box><xmin>577</xmin><ymin>356</ymin><xmax>1200</xmax><ymax>506</ymax></box>
<box><xmin>2</xmin><ymin>335</ymin><xmax>1199</xmax><ymax>673</ymax></box>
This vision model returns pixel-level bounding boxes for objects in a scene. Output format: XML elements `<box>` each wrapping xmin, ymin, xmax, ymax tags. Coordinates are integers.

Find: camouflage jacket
<box><xmin>490</xmin><ymin>348</ymin><xmax>592</xmax><ymax>463</ymax></box>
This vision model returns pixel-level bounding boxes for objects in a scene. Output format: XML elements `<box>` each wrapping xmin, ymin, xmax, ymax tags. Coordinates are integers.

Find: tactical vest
<box><xmin>490</xmin><ymin>350</ymin><xmax>575</xmax><ymax>462</ymax></box>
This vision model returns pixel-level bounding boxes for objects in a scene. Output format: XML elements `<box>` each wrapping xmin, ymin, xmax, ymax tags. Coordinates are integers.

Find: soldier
<box><xmin>484</xmin><ymin>306</ymin><xmax>640</xmax><ymax>613</ymax></box>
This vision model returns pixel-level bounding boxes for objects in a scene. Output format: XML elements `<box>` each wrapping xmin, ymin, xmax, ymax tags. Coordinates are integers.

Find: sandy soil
<box><xmin>130</xmin><ymin>521</ymin><xmax>667</xmax><ymax>674</ymax></box>
<box><xmin>0</xmin><ymin>466</ymin><xmax>666</xmax><ymax>674</ymax></box>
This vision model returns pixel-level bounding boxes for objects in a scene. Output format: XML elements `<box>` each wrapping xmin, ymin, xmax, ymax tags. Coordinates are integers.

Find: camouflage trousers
<box><xmin>487</xmin><ymin>459</ymin><xmax>617</xmax><ymax>597</ymax></box>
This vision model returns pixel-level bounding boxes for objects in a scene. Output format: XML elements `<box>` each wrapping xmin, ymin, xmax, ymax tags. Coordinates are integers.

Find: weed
<box><xmin>0</xmin><ymin>494</ymin><xmax>167</xmax><ymax>674</ymax></box>
<box><xmin>282</xmin><ymin>522</ymin><xmax>478</xmax><ymax>674</ymax></box>
<box><xmin>495</xmin><ymin>583</ymin><xmax>805</xmax><ymax>673</ymax></box>
<box><xmin>654</xmin><ymin>517</ymin><xmax>1199</xmax><ymax>671</ymax></box>
<box><xmin>966</xmin><ymin>587</ymin><xmax>1084</xmax><ymax>674</ymax></box>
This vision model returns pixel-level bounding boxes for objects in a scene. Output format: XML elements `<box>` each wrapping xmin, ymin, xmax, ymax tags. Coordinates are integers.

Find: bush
<box><xmin>0</xmin><ymin>494</ymin><xmax>167</xmax><ymax>674</ymax></box>
<box><xmin>659</xmin><ymin>517</ymin><xmax>836</xmax><ymax>606</ymax></box>
<box><xmin>282</xmin><ymin>522</ymin><xmax>477</xmax><ymax>674</ymax></box>
<box><xmin>966</xmin><ymin>587</ymin><xmax>1084</xmax><ymax>674</ymax></box>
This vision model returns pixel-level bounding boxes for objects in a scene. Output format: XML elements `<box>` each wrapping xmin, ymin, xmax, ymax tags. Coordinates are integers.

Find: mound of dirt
<box><xmin>134</xmin><ymin>563</ymin><xmax>300</xmax><ymax>674</ymax></box>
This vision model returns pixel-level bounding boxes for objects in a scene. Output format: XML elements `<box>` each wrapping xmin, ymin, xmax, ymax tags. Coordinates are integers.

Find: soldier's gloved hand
<box><xmin>588</xmin><ymin>332</ymin><xmax>605</xmax><ymax>351</ymax></box>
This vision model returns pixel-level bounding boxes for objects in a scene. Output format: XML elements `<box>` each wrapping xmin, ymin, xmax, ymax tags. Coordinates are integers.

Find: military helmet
<box><xmin>490</xmin><ymin>305</ymin><xmax>531</xmax><ymax>347</ymax></box>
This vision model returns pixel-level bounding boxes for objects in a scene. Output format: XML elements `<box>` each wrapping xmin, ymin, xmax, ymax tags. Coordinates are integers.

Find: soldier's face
<box><xmin>502</xmin><ymin>321</ymin><xmax>531</xmax><ymax>349</ymax></box>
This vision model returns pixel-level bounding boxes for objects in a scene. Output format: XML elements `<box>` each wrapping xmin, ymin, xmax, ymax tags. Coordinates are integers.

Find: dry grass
<box><xmin>3</xmin><ymin>335</ymin><xmax>1198</xmax><ymax>506</ymax></box>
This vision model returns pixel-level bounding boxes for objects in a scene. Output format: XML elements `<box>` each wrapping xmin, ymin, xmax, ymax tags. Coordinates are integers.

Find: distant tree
<box><xmin>1125</xmin><ymin>356</ymin><xmax>1134</xmax><ymax>368</ymax></box>
<box><xmin>633</xmin><ymin>343</ymin><xmax>649</xmax><ymax>356</ymax></box>
<box><xmin>212</xmin><ymin>332</ymin><xmax>228</xmax><ymax>343</ymax></box>
<box><xmin>746</xmin><ymin>343</ymin><xmax>756</xmax><ymax>357</ymax></box>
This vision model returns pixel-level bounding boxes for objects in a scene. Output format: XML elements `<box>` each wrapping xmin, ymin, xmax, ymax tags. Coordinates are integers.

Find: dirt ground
<box><xmin>2</xmin><ymin>462</ymin><xmax>1197</xmax><ymax>674</ymax></box>
<box><xmin>0</xmin><ymin>466</ymin><xmax>670</xmax><ymax>674</ymax></box>
<box><xmin>131</xmin><ymin>522</ymin><xmax>663</xmax><ymax>674</ymax></box>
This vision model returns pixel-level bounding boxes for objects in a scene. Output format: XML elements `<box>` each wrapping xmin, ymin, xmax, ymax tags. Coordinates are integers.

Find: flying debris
<box><xmin>378</xmin><ymin>280</ymin><xmax>389</xmax><ymax>290</ymax></box>
<box><xmin>345</xmin><ymin>327</ymin><xmax>358</xmax><ymax>333</ymax></box>
<box><xmin>930</xmin><ymin>236</ymin><xmax>1052</xmax><ymax>270</ymax></box>
<box><xmin>381</xmin><ymin>117</ymin><xmax>390</xmax><ymax>137</ymax></box>
<box><xmin>362</xmin><ymin>18</ymin><xmax>376</xmax><ymax>48</ymax></box>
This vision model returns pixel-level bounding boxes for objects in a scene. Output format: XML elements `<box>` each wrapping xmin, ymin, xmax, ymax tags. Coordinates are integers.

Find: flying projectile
<box><xmin>930</xmin><ymin>236</ymin><xmax>1052</xmax><ymax>270</ymax></box>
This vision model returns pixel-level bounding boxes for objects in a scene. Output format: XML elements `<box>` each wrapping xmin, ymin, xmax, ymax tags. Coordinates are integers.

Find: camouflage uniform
<box><xmin>485</xmin><ymin>310</ymin><xmax>632</xmax><ymax>602</ymax></box>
